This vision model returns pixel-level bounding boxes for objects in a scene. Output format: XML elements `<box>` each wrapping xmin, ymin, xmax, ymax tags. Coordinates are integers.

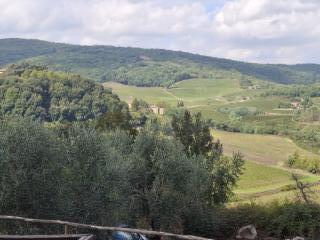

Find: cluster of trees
<box><xmin>131</xmin><ymin>98</ymin><xmax>149</xmax><ymax>112</ymax></box>
<box><xmin>218</xmin><ymin>106</ymin><xmax>262</xmax><ymax>122</ymax></box>
<box><xmin>0</xmin><ymin>116</ymin><xmax>242</xmax><ymax>237</ymax></box>
<box><xmin>101</xmin><ymin>62</ymin><xmax>198</xmax><ymax>87</ymax></box>
<box><xmin>291</xmin><ymin>125</ymin><xmax>320</xmax><ymax>152</ymax></box>
<box><xmin>0</xmin><ymin>64</ymin><xmax>128</xmax><ymax>122</ymax></box>
<box><xmin>1</xmin><ymin>119</ymin><xmax>319</xmax><ymax>239</ymax></box>
<box><xmin>262</xmin><ymin>84</ymin><xmax>320</xmax><ymax>98</ymax></box>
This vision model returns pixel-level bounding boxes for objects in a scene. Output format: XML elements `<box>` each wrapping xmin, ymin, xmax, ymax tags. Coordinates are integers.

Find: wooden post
<box><xmin>64</xmin><ymin>224</ymin><xmax>69</xmax><ymax>235</ymax></box>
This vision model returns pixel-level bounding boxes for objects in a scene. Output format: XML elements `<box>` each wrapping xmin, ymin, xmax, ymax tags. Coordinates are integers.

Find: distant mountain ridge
<box><xmin>1</xmin><ymin>38</ymin><xmax>320</xmax><ymax>86</ymax></box>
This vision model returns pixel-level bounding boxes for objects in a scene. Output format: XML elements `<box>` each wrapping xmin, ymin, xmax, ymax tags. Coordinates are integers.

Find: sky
<box><xmin>1</xmin><ymin>0</ymin><xmax>320</xmax><ymax>64</ymax></box>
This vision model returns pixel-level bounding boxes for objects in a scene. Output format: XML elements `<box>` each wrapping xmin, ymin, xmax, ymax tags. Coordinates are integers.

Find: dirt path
<box><xmin>161</xmin><ymin>88</ymin><xmax>180</xmax><ymax>100</ymax></box>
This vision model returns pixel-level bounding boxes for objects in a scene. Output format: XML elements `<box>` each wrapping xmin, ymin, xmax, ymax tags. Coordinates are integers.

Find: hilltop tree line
<box><xmin>2</xmin><ymin>38</ymin><xmax>320</xmax><ymax>87</ymax></box>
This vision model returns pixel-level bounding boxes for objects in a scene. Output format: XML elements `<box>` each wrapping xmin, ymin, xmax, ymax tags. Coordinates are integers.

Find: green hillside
<box><xmin>0</xmin><ymin>63</ymin><xmax>128</xmax><ymax>122</ymax></box>
<box><xmin>1</xmin><ymin>38</ymin><xmax>320</xmax><ymax>86</ymax></box>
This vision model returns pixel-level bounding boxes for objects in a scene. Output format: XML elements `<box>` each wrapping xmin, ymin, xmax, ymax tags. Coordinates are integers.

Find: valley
<box><xmin>105</xmin><ymin>77</ymin><xmax>320</xmax><ymax>203</ymax></box>
<box><xmin>1</xmin><ymin>38</ymin><xmax>320</xmax><ymax>238</ymax></box>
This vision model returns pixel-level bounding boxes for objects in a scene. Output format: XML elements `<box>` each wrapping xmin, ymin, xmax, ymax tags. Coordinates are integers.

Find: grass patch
<box><xmin>235</xmin><ymin>161</ymin><xmax>319</xmax><ymax>194</ymax></box>
<box><xmin>236</xmin><ymin>161</ymin><xmax>296</xmax><ymax>194</ymax></box>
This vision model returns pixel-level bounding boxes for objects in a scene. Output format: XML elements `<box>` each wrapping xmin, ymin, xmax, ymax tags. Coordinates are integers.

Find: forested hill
<box><xmin>0</xmin><ymin>63</ymin><xmax>128</xmax><ymax>122</ymax></box>
<box><xmin>1</xmin><ymin>38</ymin><xmax>320</xmax><ymax>86</ymax></box>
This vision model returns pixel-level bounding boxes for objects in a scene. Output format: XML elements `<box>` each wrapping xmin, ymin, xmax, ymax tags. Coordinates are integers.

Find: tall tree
<box><xmin>171</xmin><ymin>110</ymin><xmax>244</xmax><ymax>204</ymax></box>
<box><xmin>127</xmin><ymin>130</ymin><xmax>198</xmax><ymax>232</ymax></box>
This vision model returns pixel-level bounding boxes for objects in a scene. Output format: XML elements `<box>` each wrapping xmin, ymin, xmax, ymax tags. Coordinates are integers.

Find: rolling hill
<box><xmin>1</xmin><ymin>38</ymin><xmax>320</xmax><ymax>86</ymax></box>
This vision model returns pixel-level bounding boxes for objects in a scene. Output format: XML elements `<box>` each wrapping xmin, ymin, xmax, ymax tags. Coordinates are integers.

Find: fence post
<box><xmin>64</xmin><ymin>224</ymin><xmax>69</xmax><ymax>235</ymax></box>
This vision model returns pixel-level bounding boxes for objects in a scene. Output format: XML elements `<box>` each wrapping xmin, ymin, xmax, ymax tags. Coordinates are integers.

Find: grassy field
<box><xmin>104</xmin><ymin>82</ymin><xmax>178</xmax><ymax>105</ymax></box>
<box><xmin>236</xmin><ymin>161</ymin><xmax>296</xmax><ymax>194</ymax></box>
<box><xmin>105</xmin><ymin>78</ymin><xmax>248</xmax><ymax>107</ymax></box>
<box><xmin>168</xmin><ymin>78</ymin><xmax>245</xmax><ymax>106</ymax></box>
<box><xmin>214</xmin><ymin>130</ymin><xmax>319</xmax><ymax>166</ymax></box>
<box><xmin>215</xmin><ymin>130</ymin><xmax>320</xmax><ymax>202</ymax></box>
<box><xmin>235</xmin><ymin>160</ymin><xmax>319</xmax><ymax>195</ymax></box>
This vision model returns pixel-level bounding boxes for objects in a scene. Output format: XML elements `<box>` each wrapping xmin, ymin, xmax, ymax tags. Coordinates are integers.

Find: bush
<box><xmin>213</xmin><ymin>202</ymin><xmax>320</xmax><ymax>240</ymax></box>
<box><xmin>287</xmin><ymin>151</ymin><xmax>320</xmax><ymax>174</ymax></box>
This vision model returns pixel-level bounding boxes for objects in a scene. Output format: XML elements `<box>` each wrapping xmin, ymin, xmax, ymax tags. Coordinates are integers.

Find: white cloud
<box><xmin>0</xmin><ymin>0</ymin><xmax>320</xmax><ymax>63</ymax></box>
<box><xmin>213</xmin><ymin>0</ymin><xmax>320</xmax><ymax>62</ymax></box>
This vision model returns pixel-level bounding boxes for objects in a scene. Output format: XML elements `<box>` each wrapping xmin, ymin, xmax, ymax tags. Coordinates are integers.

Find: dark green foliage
<box><xmin>208</xmin><ymin>153</ymin><xmax>244</xmax><ymax>204</ymax></box>
<box><xmin>0</xmin><ymin>119</ymin><xmax>208</xmax><ymax>233</ymax></box>
<box><xmin>60</xmin><ymin>126</ymin><xmax>131</xmax><ymax>225</ymax></box>
<box><xmin>239</xmin><ymin>76</ymin><xmax>253</xmax><ymax>88</ymax></box>
<box><xmin>288</xmin><ymin>151</ymin><xmax>300</xmax><ymax>167</ymax></box>
<box><xmin>128</xmin><ymin>130</ymin><xmax>202</xmax><ymax>231</ymax></box>
<box><xmin>1</xmin><ymin>38</ymin><xmax>320</xmax><ymax>86</ymax></box>
<box><xmin>172</xmin><ymin>110</ymin><xmax>194</xmax><ymax>156</ymax></box>
<box><xmin>262</xmin><ymin>83</ymin><xmax>320</xmax><ymax>98</ymax></box>
<box><xmin>177</xmin><ymin>100</ymin><xmax>184</xmax><ymax>108</ymax></box>
<box><xmin>95</xmin><ymin>111</ymin><xmax>133</xmax><ymax>133</ymax></box>
<box><xmin>0</xmin><ymin>64</ymin><xmax>128</xmax><ymax>122</ymax></box>
<box><xmin>5</xmin><ymin>62</ymin><xmax>48</xmax><ymax>76</ymax></box>
<box><xmin>0</xmin><ymin>39</ymin><xmax>57</xmax><ymax>66</ymax></box>
<box><xmin>131</xmin><ymin>98</ymin><xmax>140</xmax><ymax>112</ymax></box>
<box><xmin>0</xmin><ymin>118</ymin><xmax>62</xmax><ymax>218</ymax></box>
<box><xmin>172</xmin><ymin>110</ymin><xmax>216</xmax><ymax>157</ymax></box>
<box><xmin>0</xmin><ymin>119</ymin><xmax>319</xmax><ymax>240</ymax></box>
<box><xmin>172</xmin><ymin>110</ymin><xmax>244</xmax><ymax>204</ymax></box>
<box><xmin>131</xmin><ymin>98</ymin><xmax>149</xmax><ymax>112</ymax></box>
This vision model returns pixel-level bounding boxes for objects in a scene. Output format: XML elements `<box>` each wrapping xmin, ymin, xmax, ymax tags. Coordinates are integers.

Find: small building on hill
<box><xmin>291</xmin><ymin>101</ymin><xmax>301</xmax><ymax>109</ymax></box>
<box><xmin>0</xmin><ymin>69</ymin><xmax>6</xmax><ymax>75</ymax></box>
<box><xmin>150</xmin><ymin>105</ymin><xmax>164</xmax><ymax>115</ymax></box>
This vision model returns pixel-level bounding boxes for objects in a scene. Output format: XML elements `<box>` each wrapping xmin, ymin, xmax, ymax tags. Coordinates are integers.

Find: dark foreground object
<box><xmin>0</xmin><ymin>234</ymin><xmax>95</xmax><ymax>240</ymax></box>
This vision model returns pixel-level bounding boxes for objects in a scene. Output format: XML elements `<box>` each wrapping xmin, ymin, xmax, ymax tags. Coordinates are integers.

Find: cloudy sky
<box><xmin>1</xmin><ymin>0</ymin><xmax>320</xmax><ymax>63</ymax></box>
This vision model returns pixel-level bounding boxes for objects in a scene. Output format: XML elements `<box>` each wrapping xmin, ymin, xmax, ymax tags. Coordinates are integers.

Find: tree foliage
<box><xmin>2</xmin><ymin>38</ymin><xmax>320</xmax><ymax>87</ymax></box>
<box><xmin>171</xmin><ymin>110</ymin><xmax>244</xmax><ymax>204</ymax></box>
<box><xmin>0</xmin><ymin>64</ymin><xmax>128</xmax><ymax>122</ymax></box>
